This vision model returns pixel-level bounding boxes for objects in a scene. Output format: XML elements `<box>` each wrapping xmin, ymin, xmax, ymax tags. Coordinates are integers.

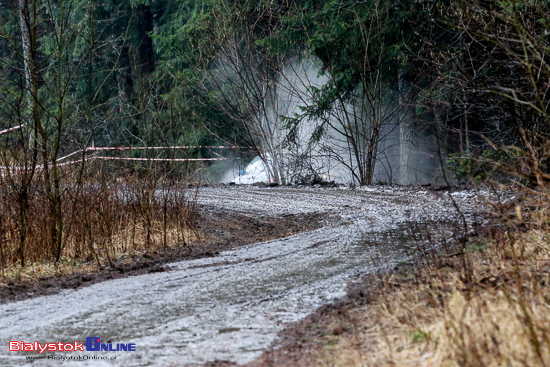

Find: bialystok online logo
<box><xmin>9</xmin><ymin>337</ymin><xmax>136</xmax><ymax>354</ymax></box>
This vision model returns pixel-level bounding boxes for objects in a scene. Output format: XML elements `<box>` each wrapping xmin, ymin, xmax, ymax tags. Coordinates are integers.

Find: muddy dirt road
<box><xmin>0</xmin><ymin>186</ymin><xmax>485</xmax><ymax>366</ymax></box>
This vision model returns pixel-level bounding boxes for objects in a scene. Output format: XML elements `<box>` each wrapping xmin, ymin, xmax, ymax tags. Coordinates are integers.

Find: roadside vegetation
<box><xmin>0</xmin><ymin>163</ymin><xmax>198</xmax><ymax>282</ymax></box>
<box><xmin>251</xmin><ymin>188</ymin><xmax>550</xmax><ymax>367</ymax></box>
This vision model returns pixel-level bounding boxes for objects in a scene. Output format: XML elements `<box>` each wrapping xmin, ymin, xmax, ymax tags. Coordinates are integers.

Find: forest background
<box><xmin>0</xmin><ymin>0</ymin><xmax>549</xmax><ymax>268</ymax></box>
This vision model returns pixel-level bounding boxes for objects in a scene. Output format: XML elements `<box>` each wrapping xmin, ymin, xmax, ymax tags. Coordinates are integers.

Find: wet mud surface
<box><xmin>0</xmin><ymin>186</ymin><xmax>489</xmax><ymax>366</ymax></box>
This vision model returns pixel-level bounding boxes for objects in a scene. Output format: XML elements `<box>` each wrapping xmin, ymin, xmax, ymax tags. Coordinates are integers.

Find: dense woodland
<box><xmin>0</xmin><ymin>0</ymin><xmax>549</xmax><ymax>266</ymax></box>
<box><xmin>2</xmin><ymin>0</ymin><xmax>549</xmax><ymax>180</ymax></box>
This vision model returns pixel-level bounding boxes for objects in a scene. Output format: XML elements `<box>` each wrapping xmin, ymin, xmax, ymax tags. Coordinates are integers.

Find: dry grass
<box><xmin>287</xmin><ymin>196</ymin><xmax>550</xmax><ymax>367</ymax></box>
<box><xmin>0</xmin><ymin>227</ymin><xmax>199</xmax><ymax>284</ymax></box>
<box><xmin>0</xmin><ymin>162</ymin><xmax>198</xmax><ymax>282</ymax></box>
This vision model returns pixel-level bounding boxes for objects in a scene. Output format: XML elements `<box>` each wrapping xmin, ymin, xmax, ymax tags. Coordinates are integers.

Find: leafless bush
<box><xmin>0</xmin><ymin>161</ymin><xmax>196</xmax><ymax>273</ymax></box>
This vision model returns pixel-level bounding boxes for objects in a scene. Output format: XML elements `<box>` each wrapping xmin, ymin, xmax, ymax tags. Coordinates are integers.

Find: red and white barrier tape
<box><xmin>1</xmin><ymin>143</ymin><xmax>241</xmax><ymax>172</ymax></box>
<box><xmin>1</xmin><ymin>126</ymin><xmax>247</xmax><ymax>150</ymax></box>
<box><xmin>92</xmin><ymin>156</ymin><xmax>226</xmax><ymax>162</ymax></box>
<box><xmin>87</xmin><ymin>146</ymin><xmax>241</xmax><ymax>151</ymax></box>
<box><xmin>56</xmin><ymin>149</ymin><xmax>86</xmax><ymax>162</ymax></box>
<box><xmin>0</xmin><ymin>124</ymin><xmax>25</xmax><ymax>136</ymax></box>
<box><xmin>1</xmin><ymin>155</ymin><xmax>227</xmax><ymax>171</ymax></box>
<box><xmin>209</xmin><ymin>150</ymin><xmax>225</xmax><ymax>160</ymax></box>
<box><xmin>55</xmin><ymin>146</ymin><xmax>243</xmax><ymax>162</ymax></box>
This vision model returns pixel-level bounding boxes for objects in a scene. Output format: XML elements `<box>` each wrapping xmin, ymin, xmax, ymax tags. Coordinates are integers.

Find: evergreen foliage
<box><xmin>0</xmin><ymin>0</ymin><xmax>547</xmax><ymax>179</ymax></box>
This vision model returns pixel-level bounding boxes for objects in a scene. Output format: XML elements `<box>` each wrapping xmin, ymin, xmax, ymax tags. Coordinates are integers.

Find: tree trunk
<box><xmin>398</xmin><ymin>68</ymin><xmax>414</xmax><ymax>185</ymax></box>
<box><xmin>18</xmin><ymin>0</ymin><xmax>31</xmax><ymax>93</ymax></box>
<box><xmin>136</xmin><ymin>4</ymin><xmax>155</xmax><ymax>75</ymax></box>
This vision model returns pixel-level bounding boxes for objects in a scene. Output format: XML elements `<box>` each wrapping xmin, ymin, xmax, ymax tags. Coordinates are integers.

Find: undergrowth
<box><xmin>294</xmin><ymin>188</ymin><xmax>550</xmax><ymax>367</ymax></box>
<box><xmin>0</xmin><ymin>162</ymin><xmax>198</xmax><ymax>281</ymax></box>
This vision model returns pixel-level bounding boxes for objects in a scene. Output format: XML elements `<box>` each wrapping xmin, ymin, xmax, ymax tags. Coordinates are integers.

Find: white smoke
<box><xmin>217</xmin><ymin>56</ymin><xmax>440</xmax><ymax>185</ymax></box>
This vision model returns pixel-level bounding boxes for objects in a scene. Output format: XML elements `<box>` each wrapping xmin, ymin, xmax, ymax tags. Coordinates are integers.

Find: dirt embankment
<box><xmin>0</xmin><ymin>205</ymin><xmax>327</xmax><ymax>305</ymax></box>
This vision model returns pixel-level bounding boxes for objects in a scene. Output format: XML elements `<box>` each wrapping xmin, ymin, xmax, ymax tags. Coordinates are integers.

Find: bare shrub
<box><xmin>0</xmin><ymin>161</ymin><xmax>196</xmax><ymax>274</ymax></box>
